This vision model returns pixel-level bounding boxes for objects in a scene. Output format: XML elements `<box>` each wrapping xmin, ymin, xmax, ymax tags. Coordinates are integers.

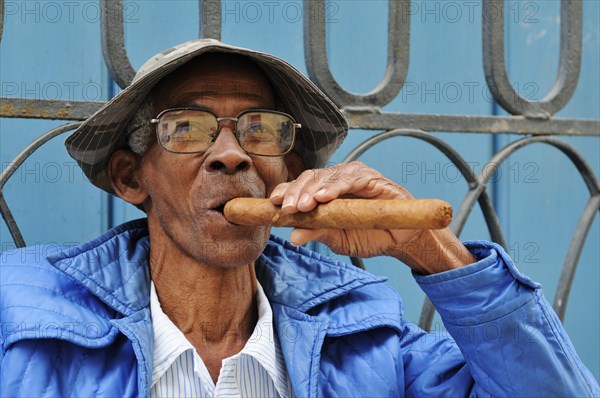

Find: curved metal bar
<box><xmin>304</xmin><ymin>0</ymin><xmax>410</xmax><ymax>108</ymax></box>
<box><xmin>554</xmin><ymin>195</ymin><xmax>600</xmax><ymax>320</ymax></box>
<box><xmin>200</xmin><ymin>0</ymin><xmax>222</xmax><ymax>40</ymax></box>
<box><xmin>341</xmin><ymin>132</ymin><xmax>599</xmax><ymax>327</ymax></box>
<box><xmin>340</xmin><ymin>129</ymin><xmax>506</xmax><ymax>331</ymax></box>
<box><xmin>479</xmin><ymin>136</ymin><xmax>599</xmax><ymax>196</ymax></box>
<box><xmin>454</xmin><ymin>135</ymin><xmax>599</xmax><ymax>259</ymax></box>
<box><xmin>457</xmin><ymin>136</ymin><xmax>599</xmax><ymax>320</ymax></box>
<box><xmin>0</xmin><ymin>123</ymin><xmax>81</xmax><ymax>248</ymax></box>
<box><xmin>453</xmin><ymin>136</ymin><xmax>599</xmax><ymax>248</ymax></box>
<box><xmin>342</xmin><ymin>130</ymin><xmax>478</xmax><ymax>184</ymax></box>
<box><xmin>101</xmin><ymin>0</ymin><xmax>136</xmax><ymax>88</ymax></box>
<box><xmin>482</xmin><ymin>0</ymin><xmax>582</xmax><ymax>118</ymax></box>
<box><xmin>0</xmin><ymin>0</ymin><xmax>5</xmax><ymax>44</ymax></box>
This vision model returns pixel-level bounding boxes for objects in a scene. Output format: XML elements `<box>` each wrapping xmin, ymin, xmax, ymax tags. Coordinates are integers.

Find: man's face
<box><xmin>138</xmin><ymin>55</ymin><xmax>290</xmax><ymax>267</ymax></box>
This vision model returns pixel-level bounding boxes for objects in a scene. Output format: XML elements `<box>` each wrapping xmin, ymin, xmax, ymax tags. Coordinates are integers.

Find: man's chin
<box><xmin>199</xmin><ymin>249</ymin><xmax>264</xmax><ymax>269</ymax></box>
<box><xmin>190</xmin><ymin>231</ymin><xmax>269</xmax><ymax>268</ymax></box>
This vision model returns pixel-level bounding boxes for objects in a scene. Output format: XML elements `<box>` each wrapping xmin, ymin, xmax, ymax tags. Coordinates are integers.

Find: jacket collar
<box><xmin>47</xmin><ymin>219</ymin><xmax>151</xmax><ymax>317</ymax></box>
<box><xmin>257</xmin><ymin>235</ymin><xmax>388</xmax><ymax>313</ymax></box>
<box><xmin>45</xmin><ymin>219</ymin><xmax>153</xmax><ymax>396</ymax></box>
<box><xmin>47</xmin><ymin>219</ymin><xmax>388</xmax><ymax>316</ymax></box>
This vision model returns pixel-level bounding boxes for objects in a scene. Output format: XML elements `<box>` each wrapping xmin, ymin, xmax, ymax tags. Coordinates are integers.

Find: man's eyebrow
<box><xmin>173</xmin><ymin>104</ymin><xmax>208</xmax><ymax>109</ymax></box>
<box><xmin>199</xmin><ymin>90</ymin><xmax>269</xmax><ymax>100</ymax></box>
<box><xmin>168</xmin><ymin>90</ymin><xmax>270</xmax><ymax>108</ymax></box>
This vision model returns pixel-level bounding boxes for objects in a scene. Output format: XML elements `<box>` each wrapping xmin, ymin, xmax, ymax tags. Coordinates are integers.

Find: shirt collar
<box><xmin>239</xmin><ymin>282</ymin><xmax>292</xmax><ymax>396</ymax></box>
<box><xmin>150</xmin><ymin>280</ymin><xmax>292</xmax><ymax>396</ymax></box>
<box><xmin>149</xmin><ymin>282</ymin><xmax>209</xmax><ymax>388</ymax></box>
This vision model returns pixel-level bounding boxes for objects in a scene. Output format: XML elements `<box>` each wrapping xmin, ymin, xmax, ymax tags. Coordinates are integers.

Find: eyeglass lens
<box><xmin>157</xmin><ymin>109</ymin><xmax>295</xmax><ymax>155</ymax></box>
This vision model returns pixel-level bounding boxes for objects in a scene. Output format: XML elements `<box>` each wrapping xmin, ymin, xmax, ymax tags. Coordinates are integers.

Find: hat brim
<box><xmin>65</xmin><ymin>39</ymin><xmax>348</xmax><ymax>194</ymax></box>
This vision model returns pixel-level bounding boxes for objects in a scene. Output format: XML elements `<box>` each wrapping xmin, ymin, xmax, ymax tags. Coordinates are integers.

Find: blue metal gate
<box><xmin>1</xmin><ymin>0</ymin><xmax>598</xmax><ymax>379</ymax></box>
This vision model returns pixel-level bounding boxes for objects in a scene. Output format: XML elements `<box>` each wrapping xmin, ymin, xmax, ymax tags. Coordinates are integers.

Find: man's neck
<box><xmin>149</xmin><ymin>241</ymin><xmax>258</xmax><ymax>383</ymax></box>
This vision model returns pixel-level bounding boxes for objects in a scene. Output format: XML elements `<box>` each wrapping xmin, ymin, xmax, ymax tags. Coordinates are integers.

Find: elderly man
<box><xmin>1</xmin><ymin>39</ymin><xmax>598</xmax><ymax>397</ymax></box>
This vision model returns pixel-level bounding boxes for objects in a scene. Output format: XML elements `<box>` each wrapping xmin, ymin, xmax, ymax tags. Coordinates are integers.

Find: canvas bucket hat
<box><xmin>65</xmin><ymin>38</ymin><xmax>348</xmax><ymax>193</ymax></box>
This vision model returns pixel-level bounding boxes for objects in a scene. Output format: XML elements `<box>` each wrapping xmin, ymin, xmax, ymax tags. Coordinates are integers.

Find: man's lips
<box><xmin>206</xmin><ymin>195</ymin><xmax>256</xmax><ymax>214</ymax></box>
<box><xmin>207</xmin><ymin>200</ymin><xmax>227</xmax><ymax>214</ymax></box>
<box><xmin>213</xmin><ymin>203</ymin><xmax>226</xmax><ymax>214</ymax></box>
<box><xmin>201</xmin><ymin>185</ymin><xmax>265</xmax><ymax>216</ymax></box>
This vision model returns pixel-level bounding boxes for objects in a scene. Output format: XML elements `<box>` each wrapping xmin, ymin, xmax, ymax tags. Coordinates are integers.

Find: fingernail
<box><xmin>299</xmin><ymin>193</ymin><xmax>311</xmax><ymax>206</ymax></box>
<box><xmin>315</xmin><ymin>188</ymin><xmax>327</xmax><ymax>197</ymax></box>
<box><xmin>282</xmin><ymin>195</ymin><xmax>295</xmax><ymax>209</ymax></box>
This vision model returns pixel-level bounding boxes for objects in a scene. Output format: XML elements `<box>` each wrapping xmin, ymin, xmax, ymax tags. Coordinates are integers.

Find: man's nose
<box><xmin>204</xmin><ymin>126</ymin><xmax>251</xmax><ymax>174</ymax></box>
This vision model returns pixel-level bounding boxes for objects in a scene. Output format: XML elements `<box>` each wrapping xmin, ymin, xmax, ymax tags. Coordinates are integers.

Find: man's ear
<box><xmin>108</xmin><ymin>150</ymin><xmax>148</xmax><ymax>205</ymax></box>
<box><xmin>284</xmin><ymin>151</ymin><xmax>305</xmax><ymax>182</ymax></box>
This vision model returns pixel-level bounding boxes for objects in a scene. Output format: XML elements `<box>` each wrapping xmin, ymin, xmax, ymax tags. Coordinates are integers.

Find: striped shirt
<box><xmin>149</xmin><ymin>281</ymin><xmax>295</xmax><ymax>397</ymax></box>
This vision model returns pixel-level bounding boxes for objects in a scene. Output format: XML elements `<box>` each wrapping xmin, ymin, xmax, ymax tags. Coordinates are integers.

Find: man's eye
<box><xmin>174</xmin><ymin>121</ymin><xmax>190</xmax><ymax>134</ymax></box>
<box><xmin>247</xmin><ymin>123</ymin><xmax>265</xmax><ymax>134</ymax></box>
<box><xmin>246</xmin><ymin>123</ymin><xmax>276</xmax><ymax>139</ymax></box>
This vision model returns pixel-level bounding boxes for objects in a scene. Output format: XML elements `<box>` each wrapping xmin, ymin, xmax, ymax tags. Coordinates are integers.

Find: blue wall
<box><xmin>1</xmin><ymin>0</ymin><xmax>598</xmax><ymax>380</ymax></box>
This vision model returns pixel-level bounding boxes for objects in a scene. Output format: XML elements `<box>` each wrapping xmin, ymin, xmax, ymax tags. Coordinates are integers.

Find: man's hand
<box><xmin>269</xmin><ymin>162</ymin><xmax>475</xmax><ymax>274</ymax></box>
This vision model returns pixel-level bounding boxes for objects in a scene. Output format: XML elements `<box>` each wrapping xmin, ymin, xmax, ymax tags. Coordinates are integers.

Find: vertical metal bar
<box><xmin>200</xmin><ymin>0</ymin><xmax>222</xmax><ymax>40</ymax></box>
<box><xmin>101</xmin><ymin>0</ymin><xmax>136</xmax><ymax>88</ymax></box>
<box><xmin>549</xmin><ymin>1</ymin><xmax>583</xmax><ymax>109</ymax></box>
<box><xmin>418</xmin><ymin>298</ymin><xmax>435</xmax><ymax>331</ymax></box>
<box><xmin>0</xmin><ymin>0</ymin><xmax>4</xmax><ymax>44</ymax></box>
<box><xmin>106</xmin><ymin>77</ymin><xmax>116</xmax><ymax>230</ymax></box>
<box><xmin>349</xmin><ymin>257</ymin><xmax>365</xmax><ymax>270</ymax></box>
<box><xmin>482</xmin><ymin>0</ymin><xmax>582</xmax><ymax>118</ymax></box>
<box><xmin>476</xmin><ymin>189</ymin><xmax>507</xmax><ymax>249</ymax></box>
<box><xmin>448</xmin><ymin>181</ymin><xmax>507</xmax><ymax>248</ymax></box>
<box><xmin>0</xmin><ymin>193</ymin><xmax>26</xmax><ymax>248</ymax></box>
<box><xmin>304</xmin><ymin>0</ymin><xmax>410</xmax><ymax>108</ymax></box>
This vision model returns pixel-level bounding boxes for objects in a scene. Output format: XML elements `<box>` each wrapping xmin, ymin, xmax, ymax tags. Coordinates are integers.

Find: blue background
<box><xmin>1</xmin><ymin>0</ymin><xmax>598</xmax><ymax>380</ymax></box>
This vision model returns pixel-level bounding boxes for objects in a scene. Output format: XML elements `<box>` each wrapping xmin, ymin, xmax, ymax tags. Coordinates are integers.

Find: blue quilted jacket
<box><xmin>1</xmin><ymin>219</ymin><xmax>598</xmax><ymax>397</ymax></box>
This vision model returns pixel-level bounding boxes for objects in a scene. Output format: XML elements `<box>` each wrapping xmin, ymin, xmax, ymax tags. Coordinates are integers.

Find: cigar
<box><xmin>223</xmin><ymin>198</ymin><xmax>452</xmax><ymax>230</ymax></box>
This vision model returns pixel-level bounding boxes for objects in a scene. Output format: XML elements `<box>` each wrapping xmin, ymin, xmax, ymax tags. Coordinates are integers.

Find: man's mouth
<box><xmin>205</xmin><ymin>192</ymin><xmax>262</xmax><ymax>217</ymax></box>
<box><xmin>213</xmin><ymin>203</ymin><xmax>226</xmax><ymax>214</ymax></box>
<box><xmin>207</xmin><ymin>197</ymin><xmax>234</xmax><ymax>215</ymax></box>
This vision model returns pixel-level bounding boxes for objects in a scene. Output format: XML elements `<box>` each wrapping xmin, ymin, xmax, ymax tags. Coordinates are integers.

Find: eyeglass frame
<box><xmin>145</xmin><ymin>107</ymin><xmax>301</xmax><ymax>156</ymax></box>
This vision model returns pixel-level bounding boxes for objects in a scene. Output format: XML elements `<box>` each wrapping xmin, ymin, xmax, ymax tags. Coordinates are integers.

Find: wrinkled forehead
<box><xmin>150</xmin><ymin>53</ymin><xmax>277</xmax><ymax>111</ymax></box>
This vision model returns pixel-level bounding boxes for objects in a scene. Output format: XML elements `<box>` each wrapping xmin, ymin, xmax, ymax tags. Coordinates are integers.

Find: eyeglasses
<box><xmin>149</xmin><ymin>108</ymin><xmax>300</xmax><ymax>156</ymax></box>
